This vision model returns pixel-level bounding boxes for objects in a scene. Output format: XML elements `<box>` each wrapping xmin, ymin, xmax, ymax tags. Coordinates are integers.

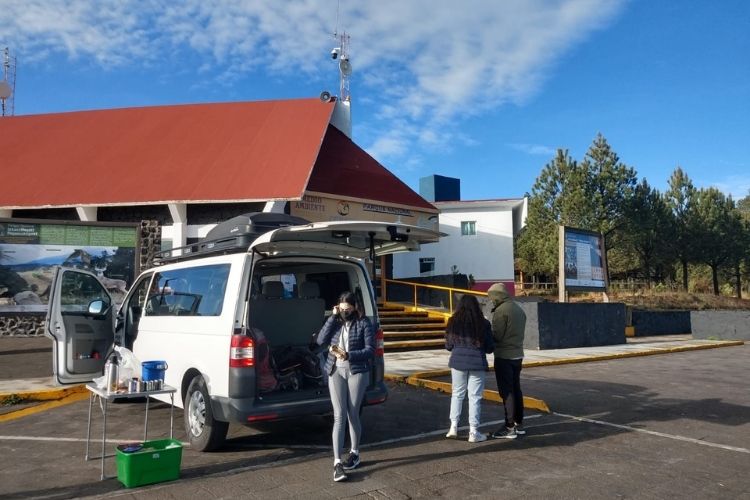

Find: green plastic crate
<box><xmin>116</xmin><ymin>439</ymin><xmax>182</xmax><ymax>488</ymax></box>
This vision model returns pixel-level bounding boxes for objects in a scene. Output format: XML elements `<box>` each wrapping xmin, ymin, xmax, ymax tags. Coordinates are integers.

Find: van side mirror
<box><xmin>88</xmin><ymin>299</ymin><xmax>106</xmax><ymax>315</ymax></box>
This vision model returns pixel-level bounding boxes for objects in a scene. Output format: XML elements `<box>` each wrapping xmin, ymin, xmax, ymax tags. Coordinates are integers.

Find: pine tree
<box><xmin>664</xmin><ymin>167</ymin><xmax>698</xmax><ymax>291</ymax></box>
<box><xmin>621</xmin><ymin>179</ymin><xmax>675</xmax><ymax>286</ymax></box>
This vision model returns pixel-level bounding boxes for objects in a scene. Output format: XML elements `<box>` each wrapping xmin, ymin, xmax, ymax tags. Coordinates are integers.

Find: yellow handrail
<box><xmin>383</xmin><ymin>278</ymin><xmax>487</xmax><ymax>315</ymax></box>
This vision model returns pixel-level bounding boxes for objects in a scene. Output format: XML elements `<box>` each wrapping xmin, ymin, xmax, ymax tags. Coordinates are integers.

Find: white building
<box><xmin>392</xmin><ymin>197</ymin><xmax>527</xmax><ymax>293</ymax></box>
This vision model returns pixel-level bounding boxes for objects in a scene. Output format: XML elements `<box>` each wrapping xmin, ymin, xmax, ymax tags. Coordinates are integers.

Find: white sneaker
<box><xmin>445</xmin><ymin>424</ymin><xmax>458</xmax><ymax>439</ymax></box>
<box><xmin>468</xmin><ymin>429</ymin><xmax>487</xmax><ymax>443</ymax></box>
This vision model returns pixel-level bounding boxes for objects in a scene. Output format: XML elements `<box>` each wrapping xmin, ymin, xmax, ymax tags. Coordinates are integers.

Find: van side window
<box><xmin>145</xmin><ymin>264</ymin><xmax>230</xmax><ymax>316</ymax></box>
<box><xmin>59</xmin><ymin>272</ymin><xmax>111</xmax><ymax>313</ymax></box>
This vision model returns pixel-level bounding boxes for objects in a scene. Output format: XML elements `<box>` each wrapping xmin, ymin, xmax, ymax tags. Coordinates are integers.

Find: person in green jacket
<box><xmin>486</xmin><ymin>282</ymin><xmax>527</xmax><ymax>439</ymax></box>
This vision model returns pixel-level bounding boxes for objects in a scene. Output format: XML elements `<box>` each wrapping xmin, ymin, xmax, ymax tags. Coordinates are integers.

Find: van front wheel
<box><xmin>184</xmin><ymin>376</ymin><xmax>228</xmax><ymax>452</ymax></box>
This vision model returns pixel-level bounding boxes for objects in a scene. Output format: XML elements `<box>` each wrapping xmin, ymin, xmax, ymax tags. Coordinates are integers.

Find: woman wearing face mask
<box><xmin>316</xmin><ymin>291</ymin><xmax>375</xmax><ymax>482</ymax></box>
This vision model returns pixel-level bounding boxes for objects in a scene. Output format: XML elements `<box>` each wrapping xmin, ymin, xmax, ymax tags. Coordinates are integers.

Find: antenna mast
<box><xmin>0</xmin><ymin>47</ymin><xmax>16</xmax><ymax>117</ymax></box>
<box><xmin>333</xmin><ymin>31</ymin><xmax>352</xmax><ymax>102</ymax></box>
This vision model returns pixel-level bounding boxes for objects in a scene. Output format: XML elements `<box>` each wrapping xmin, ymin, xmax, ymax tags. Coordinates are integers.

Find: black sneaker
<box><xmin>333</xmin><ymin>463</ymin><xmax>348</xmax><ymax>482</ymax></box>
<box><xmin>490</xmin><ymin>426</ymin><xmax>518</xmax><ymax>439</ymax></box>
<box><xmin>515</xmin><ymin>425</ymin><xmax>526</xmax><ymax>435</ymax></box>
<box><xmin>342</xmin><ymin>452</ymin><xmax>360</xmax><ymax>470</ymax></box>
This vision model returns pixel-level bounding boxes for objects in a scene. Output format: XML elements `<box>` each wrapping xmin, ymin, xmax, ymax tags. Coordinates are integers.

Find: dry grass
<box><xmin>566</xmin><ymin>290</ymin><xmax>750</xmax><ymax>310</ymax></box>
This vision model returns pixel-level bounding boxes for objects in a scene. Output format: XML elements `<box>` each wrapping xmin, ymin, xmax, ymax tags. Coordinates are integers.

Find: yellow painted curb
<box><xmin>0</xmin><ymin>383</ymin><xmax>86</xmax><ymax>402</ymax></box>
<box><xmin>394</xmin><ymin>375</ymin><xmax>550</xmax><ymax>413</ymax></box>
<box><xmin>521</xmin><ymin>340</ymin><xmax>745</xmax><ymax>368</ymax></box>
<box><xmin>0</xmin><ymin>390</ymin><xmax>89</xmax><ymax>423</ymax></box>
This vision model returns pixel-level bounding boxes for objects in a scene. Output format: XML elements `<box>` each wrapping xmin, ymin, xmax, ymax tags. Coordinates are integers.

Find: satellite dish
<box><xmin>0</xmin><ymin>80</ymin><xmax>11</xmax><ymax>100</ymax></box>
<box><xmin>319</xmin><ymin>90</ymin><xmax>332</xmax><ymax>102</ymax></box>
<box><xmin>339</xmin><ymin>59</ymin><xmax>352</xmax><ymax>76</ymax></box>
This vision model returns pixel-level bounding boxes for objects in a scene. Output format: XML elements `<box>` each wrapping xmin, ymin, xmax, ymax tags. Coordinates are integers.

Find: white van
<box><xmin>46</xmin><ymin>216</ymin><xmax>439</xmax><ymax>451</ymax></box>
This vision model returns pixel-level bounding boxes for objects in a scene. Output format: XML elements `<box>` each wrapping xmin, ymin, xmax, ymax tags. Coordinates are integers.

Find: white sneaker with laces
<box><xmin>468</xmin><ymin>429</ymin><xmax>487</xmax><ymax>443</ymax></box>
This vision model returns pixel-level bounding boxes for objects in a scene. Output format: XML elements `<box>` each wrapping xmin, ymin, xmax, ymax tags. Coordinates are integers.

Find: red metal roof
<box><xmin>308</xmin><ymin>126</ymin><xmax>436</xmax><ymax>211</ymax></box>
<box><xmin>0</xmin><ymin>99</ymin><xmax>335</xmax><ymax>208</ymax></box>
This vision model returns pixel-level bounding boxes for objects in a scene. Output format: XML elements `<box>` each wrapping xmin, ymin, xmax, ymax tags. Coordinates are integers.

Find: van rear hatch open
<box><xmin>249</xmin><ymin>221</ymin><xmax>443</xmax><ymax>258</ymax></box>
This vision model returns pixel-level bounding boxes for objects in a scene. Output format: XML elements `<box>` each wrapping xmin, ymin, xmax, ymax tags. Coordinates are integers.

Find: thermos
<box><xmin>104</xmin><ymin>354</ymin><xmax>119</xmax><ymax>393</ymax></box>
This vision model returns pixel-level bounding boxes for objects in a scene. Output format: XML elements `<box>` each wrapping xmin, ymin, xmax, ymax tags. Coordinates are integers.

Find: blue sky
<box><xmin>2</xmin><ymin>0</ymin><xmax>749</xmax><ymax>201</ymax></box>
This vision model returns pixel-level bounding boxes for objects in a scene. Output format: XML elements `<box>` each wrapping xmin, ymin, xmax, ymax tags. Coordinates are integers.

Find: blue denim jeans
<box><xmin>449</xmin><ymin>368</ymin><xmax>486</xmax><ymax>428</ymax></box>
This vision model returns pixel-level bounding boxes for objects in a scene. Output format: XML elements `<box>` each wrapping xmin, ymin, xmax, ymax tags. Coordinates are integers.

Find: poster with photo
<box><xmin>561</xmin><ymin>227</ymin><xmax>607</xmax><ymax>290</ymax></box>
<box><xmin>0</xmin><ymin>220</ymin><xmax>139</xmax><ymax>312</ymax></box>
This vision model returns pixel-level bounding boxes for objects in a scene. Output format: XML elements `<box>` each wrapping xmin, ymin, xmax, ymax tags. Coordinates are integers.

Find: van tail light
<box><xmin>230</xmin><ymin>333</ymin><xmax>254</xmax><ymax>368</ymax></box>
<box><xmin>375</xmin><ymin>328</ymin><xmax>384</xmax><ymax>357</ymax></box>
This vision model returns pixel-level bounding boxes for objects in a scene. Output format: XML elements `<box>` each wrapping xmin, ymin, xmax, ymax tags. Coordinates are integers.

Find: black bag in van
<box><xmin>271</xmin><ymin>346</ymin><xmax>324</xmax><ymax>391</ymax></box>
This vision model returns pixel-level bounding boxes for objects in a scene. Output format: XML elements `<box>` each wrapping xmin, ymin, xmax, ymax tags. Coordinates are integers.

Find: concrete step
<box><xmin>377</xmin><ymin>311</ymin><xmax>429</xmax><ymax>318</ymax></box>
<box><xmin>384</xmin><ymin>338</ymin><xmax>446</xmax><ymax>350</ymax></box>
<box><xmin>377</xmin><ymin>304</ymin><xmax>407</xmax><ymax>312</ymax></box>
<box><xmin>380</xmin><ymin>322</ymin><xmax>447</xmax><ymax>331</ymax></box>
<box><xmin>383</xmin><ymin>330</ymin><xmax>445</xmax><ymax>341</ymax></box>
<box><xmin>379</xmin><ymin>316</ymin><xmax>444</xmax><ymax>325</ymax></box>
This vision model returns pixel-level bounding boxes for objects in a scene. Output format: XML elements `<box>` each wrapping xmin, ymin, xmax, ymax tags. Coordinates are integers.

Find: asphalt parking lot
<box><xmin>1</xmin><ymin>344</ymin><xmax>748</xmax><ymax>499</ymax></box>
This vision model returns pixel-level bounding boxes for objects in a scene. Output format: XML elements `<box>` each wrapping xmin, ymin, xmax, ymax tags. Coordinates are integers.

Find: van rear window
<box><xmin>146</xmin><ymin>264</ymin><xmax>230</xmax><ymax>317</ymax></box>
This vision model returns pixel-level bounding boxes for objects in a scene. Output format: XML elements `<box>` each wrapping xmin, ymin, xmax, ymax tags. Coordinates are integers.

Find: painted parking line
<box><xmin>553</xmin><ymin>411</ymin><xmax>750</xmax><ymax>454</ymax></box>
<box><xmin>0</xmin><ymin>415</ymin><xmax>544</xmax><ymax>450</ymax></box>
<box><xmin>362</xmin><ymin>414</ymin><xmax>542</xmax><ymax>448</ymax></box>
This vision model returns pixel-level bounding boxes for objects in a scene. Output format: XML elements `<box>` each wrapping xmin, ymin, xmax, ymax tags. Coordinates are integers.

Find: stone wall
<box><xmin>140</xmin><ymin>219</ymin><xmax>162</xmax><ymax>271</ymax></box>
<box><xmin>631</xmin><ymin>310</ymin><xmax>692</xmax><ymax>336</ymax></box>
<box><xmin>535</xmin><ymin>303</ymin><xmax>626</xmax><ymax>349</ymax></box>
<box><xmin>484</xmin><ymin>301</ymin><xmax>626</xmax><ymax>350</ymax></box>
<box><xmin>0</xmin><ymin>313</ymin><xmax>45</xmax><ymax>336</ymax></box>
<box><xmin>690</xmin><ymin>310</ymin><xmax>750</xmax><ymax>340</ymax></box>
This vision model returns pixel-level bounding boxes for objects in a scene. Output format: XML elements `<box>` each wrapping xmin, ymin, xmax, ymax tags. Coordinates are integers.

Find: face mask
<box><xmin>340</xmin><ymin>309</ymin><xmax>353</xmax><ymax>320</ymax></box>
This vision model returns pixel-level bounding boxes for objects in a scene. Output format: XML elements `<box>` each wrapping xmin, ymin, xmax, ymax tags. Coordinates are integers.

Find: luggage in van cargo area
<box><xmin>254</xmin><ymin>328</ymin><xmax>325</xmax><ymax>394</ymax></box>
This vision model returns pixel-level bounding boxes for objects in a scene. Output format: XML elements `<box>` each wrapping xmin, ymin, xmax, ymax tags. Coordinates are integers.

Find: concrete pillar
<box><xmin>263</xmin><ymin>201</ymin><xmax>286</xmax><ymax>213</ymax></box>
<box><xmin>0</xmin><ymin>209</ymin><xmax>12</xmax><ymax>218</ymax></box>
<box><xmin>168</xmin><ymin>203</ymin><xmax>187</xmax><ymax>254</ymax></box>
<box><xmin>76</xmin><ymin>206</ymin><xmax>98</xmax><ymax>221</ymax></box>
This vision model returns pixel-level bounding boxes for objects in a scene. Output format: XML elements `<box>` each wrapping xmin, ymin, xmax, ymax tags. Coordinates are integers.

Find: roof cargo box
<box><xmin>204</xmin><ymin>213</ymin><xmax>310</xmax><ymax>243</ymax></box>
<box><xmin>155</xmin><ymin>212</ymin><xmax>310</xmax><ymax>263</ymax></box>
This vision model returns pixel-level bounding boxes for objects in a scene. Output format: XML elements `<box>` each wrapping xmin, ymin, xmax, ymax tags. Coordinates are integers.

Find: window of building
<box><xmin>461</xmin><ymin>221</ymin><xmax>476</xmax><ymax>236</ymax></box>
<box><xmin>419</xmin><ymin>257</ymin><xmax>435</xmax><ymax>275</ymax></box>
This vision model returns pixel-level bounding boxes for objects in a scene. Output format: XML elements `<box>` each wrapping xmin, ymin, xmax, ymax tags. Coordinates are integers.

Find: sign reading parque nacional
<box><xmin>558</xmin><ymin>226</ymin><xmax>608</xmax><ymax>297</ymax></box>
<box><xmin>0</xmin><ymin>218</ymin><xmax>140</xmax><ymax>313</ymax></box>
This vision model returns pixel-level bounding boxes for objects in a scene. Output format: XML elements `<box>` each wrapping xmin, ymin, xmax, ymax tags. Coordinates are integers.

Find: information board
<box><xmin>0</xmin><ymin>219</ymin><xmax>139</xmax><ymax>312</ymax></box>
<box><xmin>558</xmin><ymin>226</ymin><xmax>608</xmax><ymax>298</ymax></box>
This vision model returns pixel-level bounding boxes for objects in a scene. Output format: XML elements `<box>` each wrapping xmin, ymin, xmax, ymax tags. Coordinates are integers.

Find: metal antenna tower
<box><xmin>1</xmin><ymin>47</ymin><xmax>17</xmax><ymax>117</ymax></box>
<box><xmin>333</xmin><ymin>31</ymin><xmax>352</xmax><ymax>102</ymax></box>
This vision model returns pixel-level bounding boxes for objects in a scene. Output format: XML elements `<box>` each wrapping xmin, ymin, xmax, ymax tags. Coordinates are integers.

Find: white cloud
<box><xmin>1</xmin><ymin>0</ymin><xmax>626</xmax><ymax>163</ymax></box>
<box><xmin>702</xmin><ymin>174</ymin><xmax>750</xmax><ymax>200</ymax></box>
<box><xmin>508</xmin><ymin>143</ymin><xmax>558</xmax><ymax>156</ymax></box>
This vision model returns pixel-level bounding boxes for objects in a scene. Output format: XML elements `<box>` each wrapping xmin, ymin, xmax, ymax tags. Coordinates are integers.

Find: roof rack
<box><xmin>153</xmin><ymin>212</ymin><xmax>310</xmax><ymax>265</ymax></box>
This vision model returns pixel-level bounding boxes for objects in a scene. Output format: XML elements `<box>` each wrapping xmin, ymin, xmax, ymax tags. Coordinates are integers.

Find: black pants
<box><xmin>494</xmin><ymin>358</ymin><xmax>523</xmax><ymax>427</ymax></box>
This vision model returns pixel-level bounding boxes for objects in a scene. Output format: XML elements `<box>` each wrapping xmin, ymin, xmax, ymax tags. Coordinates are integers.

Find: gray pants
<box><xmin>328</xmin><ymin>361</ymin><xmax>368</xmax><ymax>461</ymax></box>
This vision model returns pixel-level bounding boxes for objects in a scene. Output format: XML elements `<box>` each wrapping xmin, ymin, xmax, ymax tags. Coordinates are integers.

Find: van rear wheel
<box><xmin>184</xmin><ymin>376</ymin><xmax>228</xmax><ymax>452</ymax></box>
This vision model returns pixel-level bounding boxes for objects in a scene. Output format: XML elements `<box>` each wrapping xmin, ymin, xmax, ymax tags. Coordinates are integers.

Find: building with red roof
<box><xmin>0</xmin><ymin>98</ymin><xmax>437</xmax><ymax>249</ymax></box>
